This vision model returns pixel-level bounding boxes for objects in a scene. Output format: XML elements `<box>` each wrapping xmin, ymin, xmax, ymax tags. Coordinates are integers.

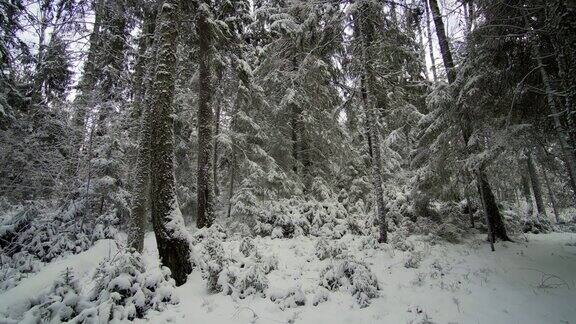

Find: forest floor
<box><xmin>1</xmin><ymin>232</ymin><xmax>576</xmax><ymax>324</ymax></box>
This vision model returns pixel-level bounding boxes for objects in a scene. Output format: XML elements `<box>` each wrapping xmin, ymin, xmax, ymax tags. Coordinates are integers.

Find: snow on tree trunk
<box><xmin>148</xmin><ymin>0</ymin><xmax>192</xmax><ymax>286</ymax></box>
<box><xmin>196</xmin><ymin>1</ymin><xmax>215</xmax><ymax>229</ymax></box>
<box><xmin>358</xmin><ymin>3</ymin><xmax>387</xmax><ymax>244</ymax></box>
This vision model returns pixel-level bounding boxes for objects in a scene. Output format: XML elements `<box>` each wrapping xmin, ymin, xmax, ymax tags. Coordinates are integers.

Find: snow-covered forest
<box><xmin>1</xmin><ymin>0</ymin><xmax>576</xmax><ymax>323</ymax></box>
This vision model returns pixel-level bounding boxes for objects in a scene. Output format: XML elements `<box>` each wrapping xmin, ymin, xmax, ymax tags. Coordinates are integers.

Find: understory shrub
<box><xmin>319</xmin><ymin>258</ymin><xmax>380</xmax><ymax>308</ymax></box>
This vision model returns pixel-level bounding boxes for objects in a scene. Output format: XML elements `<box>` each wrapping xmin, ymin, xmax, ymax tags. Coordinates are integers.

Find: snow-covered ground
<box><xmin>143</xmin><ymin>232</ymin><xmax>576</xmax><ymax>324</ymax></box>
<box><xmin>2</xmin><ymin>233</ymin><xmax>576</xmax><ymax>324</ymax></box>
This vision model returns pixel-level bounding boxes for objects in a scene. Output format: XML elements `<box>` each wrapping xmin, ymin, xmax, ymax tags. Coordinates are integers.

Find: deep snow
<box><xmin>1</xmin><ymin>233</ymin><xmax>576</xmax><ymax>324</ymax></box>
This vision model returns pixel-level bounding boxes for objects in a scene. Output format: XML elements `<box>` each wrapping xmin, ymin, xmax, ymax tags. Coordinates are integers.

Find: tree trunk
<box><xmin>428</xmin><ymin>0</ymin><xmax>455</xmax><ymax>83</ymax></box>
<box><xmin>358</xmin><ymin>3</ymin><xmax>387</xmax><ymax>243</ymax></box>
<box><xmin>541</xmin><ymin>160</ymin><xmax>560</xmax><ymax>223</ymax></box>
<box><xmin>477</xmin><ymin>170</ymin><xmax>511</xmax><ymax>242</ymax></box>
<box><xmin>196</xmin><ymin>1</ymin><xmax>215</xmax><ymax>229</ymax></box>
<box><xmin>524</xmin><ymin>11</ymin><xmax>576</xmax><ymax>203</ymax></box>
<box><xmin>148</xmin><ymin>0</ymin><xmax>192</xmax><ymax>286</ymax></box>
<box><xmin>430</xmin><ymin>0</ymin><xmax>509</xmax><ymax>243</ymax></box>
<box><xmin>526</xmin><ymin>151</ymin><xmax>546</xmax><ymax>219</ymax></box>
<box><xmin>519</xmin><ymin>157</ymin><xmax>534</xmax><ymax>220</ymax></box>
<box><xmin>213</xmin><ymin>94</ymin><xmax>221</xmax><ymax>199</ymax></box>
<box><xmin>424</xmin><ymin>0</ymin><xmax>437</xmax><ymax>82</ymax></box>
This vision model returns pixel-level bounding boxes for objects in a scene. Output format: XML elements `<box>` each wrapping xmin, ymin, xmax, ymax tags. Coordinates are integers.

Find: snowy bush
<box><xmin>269</xmin><ymin>286</ymin><xmax>306</xmax><ymax>310</ymax></box>
<box><xmin>311</xmin><ymin>287</ymin><xmax>330</xmax><ymax>306</ymax></box>
<box><xmin>20</xmin><ymin>268</ymin><xmax>84</xmax><ymax>323</ymax></box>
<box><xmin>239</xmin><ymin>237</ymin><xmax>256</xmax><ymax>257</ymax></box>
<box><xmin>254</xmin><ymin>250</ymin><xmax>279</xmax><ymax>274</ymax></box>
<box><xmin>218</xmin><ymin>261</ymin><xmax>269</xmax><ymax>300</ymax></box>
<box><xmin>78</xmin><ymin>250</ymin><xmax>177</xmax><ymax>322</ymax></box>
<box><xmin>0</xmin><ymin>201</ymin><xmax>118</xmax><ymax>291</ymax></box>
<box><xmin>522</xmin><ymin>218</ymin><xmax>553</xmax><ymax>234</ymax></box>
<box><xmin>434</xmin><ymin>223</ymin><xmax>462</xmax><ymax>243</ymax></box>
<box><xmin>191</xmin><ymin>224</ymin><xmax>227</xmax><ymax>245</ymax></box>
<box><xmin>319</xmin><ymin>258</ymin><xmax>380</xmax><ymax>308</ymax></box>
<box><xmin>314</xmin><ymin>237</ymin><xmax>347</xmax><ymax>260</ymax></box>
<box><xmin>198</xmin><ymin>237</ymin><xmax>227</xmax><ymax>292</ymax></box>
<box><xmin>357</xmin><ymin>235</ymin><xmax>380</xmax><ymax>250</ymax></box>
<box><xmin>18</xmin><ymin>251</ymin><xmax>176</xmax><ymax>323</ymax></box>
<box><xmin>404</xmin><ymin>251</ymin><xmax>424</xmax><ymax>269</ymax></box>
<box><xmin>251</xmin><ymin>196</ymin><xmax>365</xmax><ymax>239</ymax></box>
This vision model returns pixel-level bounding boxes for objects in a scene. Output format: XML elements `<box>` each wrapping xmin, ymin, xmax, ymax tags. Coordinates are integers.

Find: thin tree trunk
<box><xmin>526</xmin><ymin>151</ymin><xmax>546</xmax><ymax>219</ymax></box>
<box><xmin>196</xmin><ymin>1</ymin><xmax>214</xmax><ymax>229</ymax></box>
<box><xmin>519</xmin><ymin>157</ymin><xmax>534</xmax><ymax>220</ymax></box>
<box><xmin>476</xmin><ymin>170</ymin><xmax>495</xmax><ymax>251</ymax></box>
<box><xmin>430</xmin><ymin>0</ymin><xmax>509</xmax><ymax>243</ymax></box>
<box><xmin>148</xmin><ymin>0</ymin><xmax>192</xmax><ymax>286</ymax></box>
<box><xmin>358</xmin><ymin>3</ymin><xmax>387</xmax><ymax>243</ymax></box>
<box><xmin>541</xmin><ymin>160</ymin><xmax>560</xmax><ymax>223</ymax></box>
<box><xmin>533</xmin><ymin>44</ymin><xmax>576</xmax><ymax>202</ymax></box>
<box><xmin>477</xmin><ymin>169</ymin><xmax>511</xmax><ymax>242</ymax></box>
<box><xmin>424</xmin><ymin>0</ymin><xmax>437</xmax><ymax>82</ymax></box>
<box><xmin>428</xmin><ymin>0</ymin><xmax>455</xmax><ymax>83</ymax></box>
<box><xmin>524</xmin><ymin>11</ymin><xmax>576</xmax><ymax>203</ymax></box>
<box><xmin>213</xmin><ymin>95</ymin><xmax>221</xmax><ymax>198</ymax></box>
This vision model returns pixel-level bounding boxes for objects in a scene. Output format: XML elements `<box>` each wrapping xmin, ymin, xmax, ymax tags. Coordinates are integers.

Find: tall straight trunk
<box><xmin>424</xmin><ymin>0</ymin><xmax>437</xmax><ymax>82</ymax></box>
<box><xmin>428</xmin><ymin>0</ymin><xmax>455</xmax><ymax>83</ymax></box>
<box><xmin>519</xmin><ymin>157</ymin><xmax>534</xmax><ymax>220</ymax></box>
<box><xmin>358</xmin><ymin>3</ymin><xmax>387</xmax><ymax>243</ymax></box>
<box><xmin>71</xmin><ymin>0</ymin><xmax>104</xmax><ymax>171</ymax></box>
<box><xmin>132</xmin><ymin>6</ymin><xmax>157</xmax><ymax>120</ymax></box>
<box><xmin>227</xmin><ymin>93</ymin><xmax>240</xmax><ymax>219</ymax></box>
<box><xmin>477</xmin><ymin>170</ymin><xmax>510</xmax><ymax>243</ymax></box>
<box><xmin>416</xmin><ymin>12</ymin><xmax>429</xmax><ymax>81</ymax></box>
<box><xmin>196</xmin><ymin>1</ymin><xmax>214</xmax><ymax>228</ymax></box>
<box><xmin>541</xmin><ymin>161</ymin><xmax>560</xmax><ymax>223</ymax></box>
<box><xmin>526</xmin><ymin>151</ymin><xmax>546</xmax><ymax>218</ymax></box>
<box><xmin>213</xmin><ymin>95</ymin><xmax>221</xmax><ymax>198</ymax></box>
<box><xmin>523</xmin><ymin>10</ymin><xmax>576</xmax><ymax>203</ymax></box>
<box><xmin>128</xmin><ymin>4</ymin><xmax>158</xmax><ymax>253</ymax></box>
<box><xmin>148</xmin><ymin>0</ymin><xmax>192</xmax><ymax>286</ymax></box>
<box><xmin>291</xmin><ymin>102</ymin><xmax>299</xmax><ymax>173</ymax></box>
<box><xmin>430</xmin><ymin>0</ymin><xmax>509</xmax><ymax>242</ymax></box>
<box><xmin>532</xmin><ymin>39</ymin><xmax>576</xmax><ymax>202</ymax></box>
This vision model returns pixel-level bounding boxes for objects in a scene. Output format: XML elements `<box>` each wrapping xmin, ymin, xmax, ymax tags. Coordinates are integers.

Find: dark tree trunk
<box><xmin>424</xmin><ymin>0</ymin><xmax>437</xmax><ymax>82</ymax></box>
<box><xmin>291</xmin><ymin>102</ymin><xmax>299</xmax><ymax>173</ymax></box>
<box><xmin>428</xmin><ymin>0</ymin><xmax>455</xmax><ymax>83</ymax></box>
<box><xmin>430</xmin><ymin>0</ymin><xmax>509</xmax><ymax>244</ymax></box>
<box><xmin>526</xmin><ymin>151</ymin><xmax>546</xmax><ymax>219</ymax></box>
<box><xmin>196</xmin><ymin>0</ymin><xmax>214</xmax><ymax>229</ymax></box>
<box><xmin>541</xmin><ymin>161</ymin><xmax>560</xmax><ymax>223</ymax></box>
<box><xmin>358</xmin><ymin>3</ymin><xmax>387</xmax><ymax>243</ymax></box>
<box><xmin>477</xmin><ymin>170</ymin><xmax>511</xmax><ymax>242</ymax></box>
<box><xmin>520</xmin><ymin>157</ymin><xmax>534</xmax><ymax>220</ymax></box>
<box><xmin>148</xmin><ymin>0</ymin><xmax>192</xmax><ymax>286</ymax></box>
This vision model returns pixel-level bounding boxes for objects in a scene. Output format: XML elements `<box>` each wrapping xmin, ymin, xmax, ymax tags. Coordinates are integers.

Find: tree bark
<box><xmin>358</xmin><ymin>3</ymin><xmax>387</xmax><ymax>243</ymax></box>
<box><xmin>148</xmin><ymin>0</ymin><xmax>192</xmax><ymax>286</ymax></box>
<box><xmin>526</xmin><ymin>151</ymin><xmax>546</xmax><ymax>219</ymax></box>
<box><xmin>519</xmin><ymin>157</ymin><xmax>534</xmax><ymax>220</ymax></box>
<box><xmin>541</xmin><ymin>160</ymin><xmax>560</xmax><ymax>223</ymax></box>
<box><xmin>477</xmin><ymin>170</ymin><xmax>511</xmax><ymax>242</ymax></box>
<box><xmin>429</xmin><ymin>0</ymin><xmax>509</xmax><ymax>243</ymax></box>
<box><xmin>524</xmin><ymin>11</ymin><xmax>576</xmax><ymax>203</ymax></box>
<box><xmin>428</xmin><ymin>0</ymin><xmax>455</xmax><ymax>83</ymax></box>
<box><xmin>196</xmin><ymin>1</ymin><xmax>215</xmax><ymax>229</ymax></box>
<box><xmin>425</xmin><ymin>0</ymin><xmax>437</xmax><ymax>82</ymax></box>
